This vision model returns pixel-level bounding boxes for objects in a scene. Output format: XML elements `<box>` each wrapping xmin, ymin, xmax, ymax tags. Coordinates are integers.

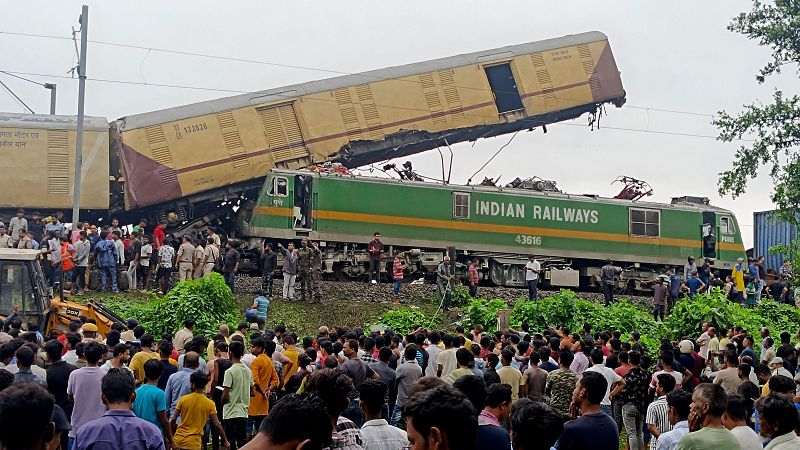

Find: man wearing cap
<box><xmin>0</xmin><ymin>225</ymin><xmax>11</xmax><ymax>248</ymax></box>
<box><xmin>81</xmin><ymin>323</ymin><xmax>101</xmax><ymax>344</ymax></box>
<box><xmin>769</xmin><ymin>357</ymin><xmax>793</xmax><ymax>378</ymax></box>
<box><xmin>8</xmin><ymin>209</ymin><xmax>26</xmax><ymax>247</ymax></box>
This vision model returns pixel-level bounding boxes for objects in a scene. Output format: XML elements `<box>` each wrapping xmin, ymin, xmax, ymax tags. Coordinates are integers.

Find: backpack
<box><xmin>211</xmin><ymin>246</ymin><xmax>223</xmax><ymax>271</ymax></box>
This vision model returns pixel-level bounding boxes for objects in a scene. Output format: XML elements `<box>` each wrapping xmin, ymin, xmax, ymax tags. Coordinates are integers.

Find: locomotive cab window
<box><xmin>720</xmin><ymin>216</ymin><xmax>735</xmax><ymax>234</ymax></box>
<box><xmin>453</xmin><ymin>192</ymin><xmax>470</xmax><ymax>219</ymax></box>
<box><xmin>269</xmin><ymin>176</ymin><xmax>288</xmax><ymax>197</ymax></box>
<box><xmin>629</xmin><ymin>208</ymin><xmax>660</xmax><ymax>237</ymax></box>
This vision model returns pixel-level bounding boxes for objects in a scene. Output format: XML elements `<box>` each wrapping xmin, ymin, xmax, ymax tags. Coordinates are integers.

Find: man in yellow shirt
<box><xmin>171</xmin><ymin>371</ymin><xmax>228</xmax><ymax>450</ymax></box>
<box><xmin>129</xmin><ymin>334</ymin><xmax>160</xmax><ymax>383</ymax></box>
<box><xmin>248</xmin><ymin>337</ymin><xmax>280</xmax><ymax>434</ymax></box>
<box><xmin>732</xmin><ymin>257</ymin><xmax>746</xmax><ymax>302</ymax></box>
<box><xmin>282</xmin><ymin>336</ymin><xmax>301</xmax><ymax>386</ymax></box>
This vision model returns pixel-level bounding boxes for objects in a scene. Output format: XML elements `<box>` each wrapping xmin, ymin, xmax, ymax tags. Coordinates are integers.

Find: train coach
<box><xmin>240</xmin><ymin>169</ymin><xmax>746</xmax><ymax>290</ymax></box>
<box><xmin>0</xmin><ymin>113</ymin><xmax>112</xmax><ymax>216</ymax></box>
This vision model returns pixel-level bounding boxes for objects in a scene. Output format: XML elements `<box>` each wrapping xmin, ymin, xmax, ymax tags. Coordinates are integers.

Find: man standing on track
<box><xmin>368</xmin><ymin>232</ymin><xmax>384</xmax><ymax>284</ymax></box>
<box><xmin>176</xmin><ymin>235</ymin><xmax>195</xmax><ymax>282</ymax></box>
<box><xmin>601</xmin><ymin>260</ymin><xmax>620</xmax><ymax>307</ymax></box>
<box><xmin>202</xmin><ymin>236</ymin><xmax>218</xmax><ymax>277</ymax></box>
<box><xmin>437</xmin><ymin>256</ymin><xmax>454</xmax><ymax>311</ymax></box>
<box><xmin>277</xmin><ymin>243</ymin><xmax>298</xmax><ymax>301</ymax></box>
<box><xmin>260</xmin><ymin>243</ymin><xmax>277</xmax><ymax>298</ymax></box>
<box><xmin>297</xmin><ymin>239</ymin><xmax>322</xmax><ymax>303</ymax></box>
<box><xmin>525</xmin><ymin>255</ymin><xmax>540</xmax><ymax>300</ymax></box>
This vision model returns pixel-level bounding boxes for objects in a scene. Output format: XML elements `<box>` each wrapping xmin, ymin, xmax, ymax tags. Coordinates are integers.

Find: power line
<box><xmin>0</xmin><ymin>68</ymin><xmax>755</xmax><ymax>143</ymax></box>
<box><xmin>0</xmin><ymin>70</ymin><xmax>46</xmax><ymax>87</ymax></box>
<box><xmin>0</xmin><ymin>30</ymin><xmax>732</xmax><ymax>119</ymax></box>
<box><xmin>0</xmin><ymin>78</ymin><xmax>34</xmax><ymax>113</ymax></box>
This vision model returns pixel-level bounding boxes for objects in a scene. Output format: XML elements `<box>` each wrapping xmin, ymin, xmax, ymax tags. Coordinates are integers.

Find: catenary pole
<box><xmin>72</xmin><ymin>5</ymin><xmax>88</xmax><ymax>224</ymax></box>
<box><xmin>45</xmin><ymin>83</ymin><xmax>56</xmax><ymax>114</ymax></box>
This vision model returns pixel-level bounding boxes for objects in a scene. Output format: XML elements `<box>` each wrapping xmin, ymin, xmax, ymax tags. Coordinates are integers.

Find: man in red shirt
<box><xmin>468</xmin><ymin>259</ymin><xmax>480</xmax><ymax>298</ymax></box>
<box><xmin>59</xmin><ymin>236</ymin><xmax>76</xmax><ymax>291</ymax></box>
<box><xmin>152</xmin><ymin>221</ymin><xmax>166</xmax><ymax>249</ymax></box>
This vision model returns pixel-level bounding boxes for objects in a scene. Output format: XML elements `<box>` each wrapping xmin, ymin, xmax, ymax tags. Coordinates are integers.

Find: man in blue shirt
<box><xmin>667</xmin><ymin>269</ymin><xmax>682</xmax><ymax>311</ymax></box>
<box><xmin>165</xmin><ymin>351</ymin><xmax>200</xmax><ymax>418</ymax></box>
<box><xmin>133</xmin><ymin>360</ymin><xmax>175</xmax><ymax>449</ymax></box>
<box><xmin>683</xmin><ymin>271</ymin><xmax>706</xmax><ymax>298</ymax></box>
<box><xmin>251</xmin><ymin>290</ymin><xmax>270</xmax><ymax>330</ymax></box>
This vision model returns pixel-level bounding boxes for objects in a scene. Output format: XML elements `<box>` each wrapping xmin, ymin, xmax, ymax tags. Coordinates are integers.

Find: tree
<box><xmin>715</xmin><ymin>0</ymin><xmax>800</xmax><ymax>282</ymax></box>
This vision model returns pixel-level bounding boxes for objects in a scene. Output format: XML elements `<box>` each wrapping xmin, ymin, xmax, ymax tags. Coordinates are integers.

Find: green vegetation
<box><xmin>98</xmin><ymin>279</ymin><xmax>799</xmax><ymax>359</ymax></box>
<box><xmin>103</xmin><ymin>273</ymin><xmax>240</xmax><ymax>338</ymax></box>
<box><xmin>462</xmin><ymin>290</ymin><xmax>800</xmax><ymax>357</ymax></box>
<box><xmin>715</xmin><ymin>1</ymin><xmax>800</xmax><ymax>281</ymax></box>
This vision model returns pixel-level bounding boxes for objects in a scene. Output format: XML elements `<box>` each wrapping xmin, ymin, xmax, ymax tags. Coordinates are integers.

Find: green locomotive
<box><xmin>238</xmin><ymin>169</ymin><xmax>745</xmax><ymax>290</ymax></box>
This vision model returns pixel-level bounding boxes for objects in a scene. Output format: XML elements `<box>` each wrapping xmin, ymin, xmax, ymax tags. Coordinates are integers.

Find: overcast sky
<box><xmin>2</xmin><ymin>1</ymin><xmax>796</xmax><ymax>248</ymax></box>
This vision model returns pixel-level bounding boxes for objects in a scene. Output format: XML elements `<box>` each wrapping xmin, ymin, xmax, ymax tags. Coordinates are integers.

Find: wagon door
<box><xmin>293</xmin><ymin>174</ymin><xmax>313</xmax><ymax>230</ymax></box>
<box><xmin>701</xmin><ymin>211</ymin><xmax>717</xmax><ymax>259</ymax></box>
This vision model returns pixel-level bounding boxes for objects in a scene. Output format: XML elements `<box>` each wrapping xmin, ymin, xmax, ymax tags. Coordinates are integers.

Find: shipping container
<box><xmin>753</xmin><ymin>210</ymin><xmax>798</xmax><ymax>272</ymax></box>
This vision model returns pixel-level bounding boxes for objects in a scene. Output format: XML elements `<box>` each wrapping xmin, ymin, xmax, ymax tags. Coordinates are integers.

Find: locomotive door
<box><xmin>293</xmin><ymin>174</ymin><xmax>313</xmax><ymax>230</ymax></box>
<box><xmin>701</xmin><ymin>211</ymin><xmax>717</xmax><ymax>259</ymax></box>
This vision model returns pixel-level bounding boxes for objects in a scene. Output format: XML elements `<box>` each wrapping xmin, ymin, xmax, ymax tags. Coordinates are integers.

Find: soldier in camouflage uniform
<box><xmin>297</xmin><ymin>238</ymin><xmax>322</xmax><ymax>303</ymax></box>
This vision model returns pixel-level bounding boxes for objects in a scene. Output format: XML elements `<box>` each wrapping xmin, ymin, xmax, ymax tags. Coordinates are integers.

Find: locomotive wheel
<box><xmin>335</xmin><ymin>263</ymin><xmax>367</xmax><ymax>282</ymax></box>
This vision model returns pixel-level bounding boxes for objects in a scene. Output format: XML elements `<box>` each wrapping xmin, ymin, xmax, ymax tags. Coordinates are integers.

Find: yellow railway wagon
<box><xmin>116</xmin><ymin>31</ymin><xmax>624</xmax><ymax>210</ymax></box>
<box><xmin>0</xmin><ymin>113</ymin><xmax>110</xmax><ymax>211</ymax></box>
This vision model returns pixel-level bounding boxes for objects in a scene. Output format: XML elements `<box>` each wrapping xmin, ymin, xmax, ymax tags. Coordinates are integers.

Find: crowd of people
<box><xmin>647</xmin><ymin>256</ymin><xmax>796</xmax><ymax>322</ymax></box>
<box><xmin>0</xmin><ymin>302</ymin><xmax>798</xmax><ymax>450</ymax></box>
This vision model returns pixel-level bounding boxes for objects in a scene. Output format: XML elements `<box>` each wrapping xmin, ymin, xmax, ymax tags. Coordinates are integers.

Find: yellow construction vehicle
<box><xmin>0</xmin><ymin>248</ymin><xmax>124</xmax><ymax>336</ymax></box>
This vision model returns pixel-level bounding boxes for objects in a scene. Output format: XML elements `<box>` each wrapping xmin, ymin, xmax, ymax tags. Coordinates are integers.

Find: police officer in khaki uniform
<box><xmin>176</xmin><ymin>235</ymin><xmax>195</xmax><ymax>281</ymax></box>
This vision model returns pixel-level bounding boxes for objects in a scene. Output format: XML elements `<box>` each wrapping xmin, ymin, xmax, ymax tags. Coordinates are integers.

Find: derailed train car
<box><xmin>241</xmin><ymin>170</ymin><xmax>746</xmax><ymax>289</ymax></box>
<box><xmin>0</xmin><ymin>113</ymin><xmax>113</xmax><ymax>219</ymax></box>
<box><xmin>115</xmin><ymin>30</ymin><xmax>624</xmax><ymax>226</ymax></box>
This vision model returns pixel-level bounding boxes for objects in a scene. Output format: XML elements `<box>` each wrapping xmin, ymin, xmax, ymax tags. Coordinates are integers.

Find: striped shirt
<box><xmin>646</xmin><ymin>396</ymin><xmax>672</xmax><ymax>450</ymax></box>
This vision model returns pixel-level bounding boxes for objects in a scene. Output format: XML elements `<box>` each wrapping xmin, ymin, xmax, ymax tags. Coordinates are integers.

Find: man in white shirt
<box><xmin>359</xmin><ymin>379</ymin><xmax>408</xmax><ymax>450</ymax></box>
<box><xmin>585</xmin><ymin>348</ymin><xmax>624</xmax><ymax>417</ymax></box>
<box><xmin>696</xmin><ymin>323</ymin><xmax>711</xmax><ymax>361</ymax></box>
<box><xmin>524</xmin><ymin>255</ymin><xmax>540</xmax><ymax>300</ymax></box>
<box><xmin>722</xmin><ymin>394</ymin><xmax>762</xmax><ymax>450</ymax></box>
<box><xmin>436</xmin><ymin>335</ymin><xmax>458</xmax><ymax>379</ymax></box>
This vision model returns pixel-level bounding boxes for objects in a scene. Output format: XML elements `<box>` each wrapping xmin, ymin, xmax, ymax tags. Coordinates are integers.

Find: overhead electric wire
<box><xmin>467</xmin><ymin>131</ymin><xmax>520</xmax><ymax>184</ymax></box>
<box><xmin>0</xmin><ymin>30</ymin><xmax>737</xmax><ymax>119</ymax></box>
<box><xmin>0</xmin><ymin>78</ymin><xmax>34</xmax><ymax>113</ymax></box>
<box><xmin>0</xmin><ymin>70</ymin><xmax>46</xmax><ymax>87</ymax></box>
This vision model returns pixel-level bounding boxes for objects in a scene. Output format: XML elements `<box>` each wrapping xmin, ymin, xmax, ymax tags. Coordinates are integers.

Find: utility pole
<box><xmin>44</xmin><ymin>83</ymin><xmax>56</xmax><ymax>114</ymax></box>
<box><xmin>72</xmin><ymin>5</ymin><xmax>88</xmax><ymax>225</ymax></box>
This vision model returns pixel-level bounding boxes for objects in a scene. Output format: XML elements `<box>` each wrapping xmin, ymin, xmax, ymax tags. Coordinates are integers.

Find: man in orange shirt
<box><xmin>59</xmin><ymin>235</ymin><xmax>76</xmax><ymax>290</ymax></box>
<box><xmin>248</xmin><ymin>337</ymin><xmax>279</xmax><ymax>435</ymax></box>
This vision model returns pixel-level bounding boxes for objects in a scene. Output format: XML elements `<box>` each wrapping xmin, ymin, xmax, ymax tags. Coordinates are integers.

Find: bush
<box><xmin>105</xmin><ymin>273</ymin><xmax>241</xmax><ymax>338</ymax></box>
<box><xmin>463</xmin><ymin>298</ymin><xmax>508</xmax><ymax>333</ymax></box>
<box><xmin>369</xmin><ymin>308</ymin><xmax>428</xmax><ymax>336</ymax></box>
<box><xmin>461</xmin><ymin>289</ymin><xmax>799</xmax><ymax>358</ymax></box>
